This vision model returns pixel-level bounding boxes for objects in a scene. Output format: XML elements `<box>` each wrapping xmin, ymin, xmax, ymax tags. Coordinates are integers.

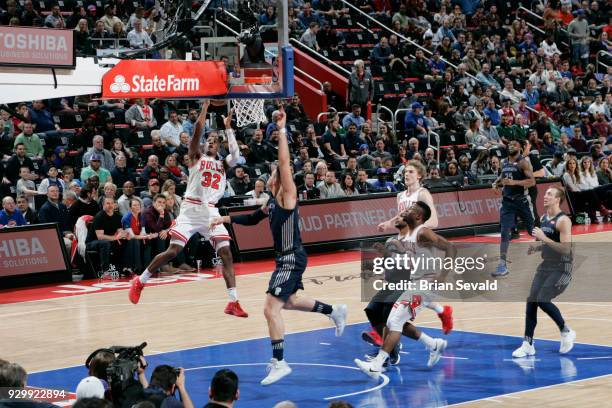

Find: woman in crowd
<box><xmin>162</xmin><ymin>191</ymin><xmax>180</xmax><ymax>219</ymax></box>
<box><xmin>161</xmin><ymin>179</ymin><xmax>182</xmax><ymax>215</ymax></box>
<box><xmin>563</xmin><ymin>158</ymin><xmax>601</xmax><ymax>223</ymax></box>
<box><xmin>470</xmin><ymin>149</ymin><xmax>491</xmax><ymax>177</ymax></box>
<box><xmin>165</xmin><ymin>155</ymin><xmax>187</xmax><ymax>183</ymax></box>
<box><xmin>341</xmin><ymin>173</ymin><xmax>360</xmax><ymax>196</ymax></box>
<box><xmin>110</xmin><ymin>138</ymin><xmax>135</xmax><ymax>166</ymax></box>
<box><xmin>98</xmin><ymin>182</ymin><xmax>117</xmax><ymax>208</ymax></box>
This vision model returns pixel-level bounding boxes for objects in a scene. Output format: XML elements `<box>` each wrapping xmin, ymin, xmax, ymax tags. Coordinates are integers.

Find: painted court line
<box><xmin>576</xmin><ymin>356</ymin><xmax>612</xmax><ymax>360</ymax></box>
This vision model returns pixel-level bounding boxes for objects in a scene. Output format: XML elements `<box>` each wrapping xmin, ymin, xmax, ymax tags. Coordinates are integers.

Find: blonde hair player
<box><xmin>129</xmin><ymin>100</ymin><xmax>248</xmax><ymax>318</ymax></box>
<box><xmin>211</xmin><ymin>107</ymin><xmax>347</xmax><ymax>385</ymax></box>
<box><xmin>364</xmin><ymin>161</ymin><xmax>452</xmax><ymax>345</ymax></box>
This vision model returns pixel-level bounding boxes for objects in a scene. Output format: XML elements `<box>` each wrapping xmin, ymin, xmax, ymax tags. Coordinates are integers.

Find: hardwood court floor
<box><xmin>1</xmin><ymin>230</ymin><xmax>610</xmax><ymax>407</ymax></box>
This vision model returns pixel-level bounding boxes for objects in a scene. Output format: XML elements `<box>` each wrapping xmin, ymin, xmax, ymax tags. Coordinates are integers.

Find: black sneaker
<box><xmin>389</xmin><ymin>343</ymin><xmax>401</xmax><ymax>365</ymax></box>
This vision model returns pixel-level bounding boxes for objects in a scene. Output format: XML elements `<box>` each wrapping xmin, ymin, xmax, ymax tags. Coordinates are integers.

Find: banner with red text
<box><xmin>229</xmin><ymin>181</ymin><xmax>568</xmax><ymax>252</ymax></box>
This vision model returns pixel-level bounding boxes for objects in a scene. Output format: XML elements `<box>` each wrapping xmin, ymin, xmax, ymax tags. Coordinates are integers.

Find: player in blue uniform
<box><xmin>212</xmin><ymin>107</ymin><xmax>347</xmax><ymax>386</ymax></box>
<box><xmin>512</xmin><ymin>186</ymin><xmax>576</xmax><ymax>357</ymax></box>
<box><xmin>492</xmin><ymin>140</ymin><xmax>536</xmax><ymax>277</ymax></box>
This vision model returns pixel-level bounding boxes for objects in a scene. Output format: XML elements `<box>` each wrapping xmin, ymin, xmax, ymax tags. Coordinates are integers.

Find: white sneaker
<box><xmin>427</xmin><ymin>339</ymin><xmax>447</xmax><ymax>368</ymax></box>
<box><xmin>261</xmin><ymin>358</ymin><xmax>292</xmax><ymax>386</ymax></box>
<box><xmin>354</xmin><ymin>358</ymin><xmax>382</xmax><ymax>380</ymax></box>
<box><xmin>512</xmin><ymin>341</ymin><xmax>536</xmax><ymax>358</ymax></box>
<box><xmin>330</xmin><ymin>304</ymin><xmax>347</xmax><ymax>336</ymax></box>
<box><xmin>560</xmin><ymin>329</ymin><xmax>576</xmax><ymax>354</ymax></box>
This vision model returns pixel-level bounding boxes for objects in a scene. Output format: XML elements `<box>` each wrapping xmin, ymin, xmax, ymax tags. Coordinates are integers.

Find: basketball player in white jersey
<box><xmin>356</xmin><ymin>202</ymin><xmax>452</xmax><ymax>378</ymax></box>
<box><xmin>129</xmin><ymin>100</ymin><xmax>248</xmax><ymax>318</ymax></box>
<box><xmin>368</xmin><ymin>162</ymin><xmax>453</xmax><ymax>339</ymax></box>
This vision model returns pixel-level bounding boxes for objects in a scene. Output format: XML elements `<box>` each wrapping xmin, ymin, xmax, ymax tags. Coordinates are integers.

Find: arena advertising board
<box><xmin>0</xmin><ymin>224</ymin><xmax>69</xmax><ymax>282</ymax></box>
<box><xmin>0</xmin><ymin>26</ymin><xmax>75</xmax><ymax>68</ymax></box>
<box><xmin>229</xmin><ymin>181</ymin><xmax>569</xmax><ymax>252</ymax></box>
<box><xmin>102</xmin><ymin>60</ymin><xmax>228</xmax><ymax>99</ymax></box>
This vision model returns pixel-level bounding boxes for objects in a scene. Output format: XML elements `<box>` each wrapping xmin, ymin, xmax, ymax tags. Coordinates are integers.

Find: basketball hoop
<box><xmin>232</xmin><ymin>98</ymin><xmax>268</xmax><ymax>127</ymax></box>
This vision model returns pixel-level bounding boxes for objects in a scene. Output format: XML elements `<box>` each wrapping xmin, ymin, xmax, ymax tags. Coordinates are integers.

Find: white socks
<box><xmin>139</xmin><ymin>269</ymin><xmax>152</xmax><ymax>284</ymax></box>
<box><xmin>228</xmin><ymin>287</ymin><xmax>238</xmax><ymax>302</ymax></box>
<box><xmin>426</xmin><ymin>302</ymin><xmax>444</xmax><ymax>314</ymax></box>
<box><xmin>372</xmin><ymin>350</ymin><xmax>389</xmax><ymax>370</ymax></box>
<box><xmin>418</xmin><ymin>332</ymin><xmax>436</xmax><ymax>350</ymax></box>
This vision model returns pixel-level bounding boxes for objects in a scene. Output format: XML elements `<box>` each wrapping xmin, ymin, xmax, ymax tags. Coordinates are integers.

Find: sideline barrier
<box><xmin>225</xmin><ymin>180</ymin><xmax>569</xmax><ymax>258</ymax></box>
<box><xmin>0</xmin><ymin>223</ymin><xmax>71</xmax><ymax>289</ymax></box>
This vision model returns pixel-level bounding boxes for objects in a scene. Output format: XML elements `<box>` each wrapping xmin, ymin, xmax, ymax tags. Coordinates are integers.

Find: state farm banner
<box><xmin>0</xmin><ymin>26</ymin><xmax>75</xmax><ymax>68</ymax></box>
<box><xmin>0</xmin><ymin>224</ymin><xmax>68</xmax><ymax>277</ymax></box>
<box><xmin>102</xmin><ymin>60</ymin><xmax>228</xmax><ymax>99</ymax></box>
<box><xmin>229</xmin><ymin>181</ymin><xmax>568</xmax><ymax>252</ymax></box>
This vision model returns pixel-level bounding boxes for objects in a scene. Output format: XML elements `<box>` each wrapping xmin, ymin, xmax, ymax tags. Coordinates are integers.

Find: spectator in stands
<box><xmin>90</xmin><ymin>19</ymin><xmax>111</xmax><ymax>48</ymax></box>
<box><xmin>404</xmin><ymin>102</ymin><xmax>429</xmax><ymax>149</ymax></box>
<box><xmin>20</xmin><ymin>0</ymin><xmax>41</xmax><ymax>26</ymax></box>
<box><xmin>371</xmin><ymin>167</ymin><xmax>396</xmax><ymax>192</ymax></box>
<box><xmin>6</xmin><ymin>143</ymin><xmax>35</xmax><ymax>184</ymax></box>
<box><xmin>370</xmin><ymin>36</ymin><xmax>393</xmax><ymax>67</ymax></box>
<box><xmin>204</xmin><ymin>369</ymin><xmax>238</xmax><ymax>408</ymax></box>
<box><xmin>141</xmin><ymin>179</ymin><xmax>161</xmax><ymax>208</ymax></box>
<box><xmin>300</xmin><ymin>22</ymin><xmax>320</xmax><ymax>51</ymax></box>
<box><xmin>160</xmin><ymin>111</ymin><xmax>183</xmax><ymax>151</ymax></box>
<box><xmin>298</xmin><ymin>3</ymin><xmax>322</xmax><ymax>28</ymax></box>
<box><xmin>229</xmin><ymin>166</ymin><xmax>253</xmax><ymax>196</ymax></box>
<box><xmin>98</xmin><ymin>182</ymin><xmax>118</xmax><ymax>208</ymax></box>
<box><xmin>246</xmin><ymin>179</ymin><xmax>269</xmax><ymax>205</ymax></box>
<box><xmin>462</xmin><ymin>48</ymin><xmax>481</xmax><ymax>76</ymax></box>
<box><xmin>75</xmin><ymin>19</ymin><xmax>94</xmax><ymax>56</ymax></box>
<box><xmin>147</xmin><ymin>131</ymin><xmax>170</xmax><ymax>164</ymax></box>
<box><xmin>247</xmin><ymin>128</ymin><xmax>273</xmax><ymax>166</ymax></box>
<box><xmin>341</xmin><ymin>173</ymin><xmax>359</xmax><ymax>196</ymax></box>
<box><xmin>117</xmin><ymin>181</ymin><xmax>138</xmax><ymax>215</ymax></box>
<box><xmin>126</xmin><ymin>99</ymin><xmax>156</xmax><ymax>129</ymax></box>
<box><xmin>68</xmin><ymin>187</ymin><xmax>100</xmax><ymax>229</ymax></box>
<box><xmin>86</xmin><ymin>196</ymin><xmax>129</xmax><ymax>275</ymax></box>
<box><xmin>45</xmin><ymin>4</ymin><xmax>65</xmax><ymax>28</ymax></box>
<box><xmin>39</xmin><ymin>185</ymin><xmax>73</xmax><ymax>249</ymax></box>
<box><xmin>127</xmin><ymin>18</ymin><xmax>153</xmax><ymax>48</ymax></box>
<box><xmin>342</xmin><ymin>105</ymin><xmax>365</xmax><ymax>129</ymax></box>
<box><xmin>371</xmin><ymin>139</ymin><xmax>392</xmax><ymax>163</ymax></box>
<box><xmin>477</xmin><ymin>64</ymin><xmax>501</xmax><ymax>91</ymax></box>
<box><xmin>16</xmin><ymin>195</ymin><xmax>37</xmax><ymax>224</ymax></box>
<box><xmin>483</xmin><ymin>99</ymin><xmax>501</xmax><ymax>126</ymax></box>
<box><xmin>83</xmin><ymin>135</ymin><xmax>115</xmax><ymax>171</ymax></box>
<box><xmin>138</xmin><ymin>366</ymin><xmax>194</xmax><ymax>408</ymax></box>
<box><xmin>568</xmin><ymin>9</ymin><xmax>590</xmax><ymax>69</ymax></box>
<box><xmin>101</xmin><ymin>5</ymin><xmax>123</xmax><ymax>32</ymax></box>
<box><xmin>355</xmin><ymin>169</ymin><xmax>372</xmax><ymax>194</ymax></box>
<box><xmin>597</xmin><ymin>157</ymin><xmax>612</xmax><ymax>185</ymax></box>
<box><xmin>348</xmin><ymin>59</ymin><xmax>373</xmax><ymax>114</ymax></box>
<box><xmin>37</xmin><ymin>166</ymin><xmax>66</xmax><ymax>194</ymax></box>
<box><xmin>86</xmin><ymin>176</ymin><xmax>100</xmax><ymax>201</ymax></box>
<box><xmin>342</xmin><ymin>123</ymin><xmax>360</xmax><ymax>157</ymax></box>
<box><xmin>317</xmin><ymin>21</ymin><xmax>340</xmax><ymax>50</ymax></box>
<box><xmin>122</xmin><ymin>197</ymin><xmax>154</xmax><ymax>274</ymax></box>
<box><xmin>318</xmin><ymin>170</ymin><xmax>345</xmax><ymax>198</ymax></box>
<box><xmin>141</xmin><ymin>155</ymin><xmax>161</xmax><ymax>186</ymax></box>
<box><xmin>570</xmin><ymin>126</ymin><xmax>589</xmax><ymax>152</ymax></box>
<box><xmin>323</xmin><ymin>81</ymin><xmax>345</xmax><ymax>113</ymax></box>
<box><xmin>0</xmin><ymin>109</ymin><xmax>15</xmax><ymax>146</ymax></box>
<box><xmin>298</xmin><ymin>172</ymin><xmax>320</xmax><ymax>200</ymax></box>
<box><xmin>0</xmin><ymin>196</ymin><xmax>25</xmax><ymax>227</ymax></box>
<box><xmin>294</xmin><ymin>147</ymin><xmax>310</xmax><ymax>172</ymax></box>
<box><xmin>81</xmin><ymin>154</ymin><xmax>112</xmax><ymax>184</ymax></box>
<box><xmin>322</xmin><ymin>116</ymin><xmax>347</xmax><ymax>169</ymax></box>
<box><xmin>546</xmin><ymin>152</ymin><xmax>566</xmax><ymax>177</ymax></box>
<box><xmin>127</xmin><ymin>6</ymin><xmax>147</xmax><ymax>31</ymax></box>
<box><xmin>110</xmin><ymin>154</ymin><xmax>135</xmax><ymax>187</ymax></box>
<box><xmin>14</xmin><ymin>123</ymin><xmax>43</xmax><ymax>160</ymax></box>
<box><xmin>165</xmin><ymin>155</ymin><xmax>187</xmax><ymax>183</ymax></box>
<box><xmin>285</xmin><ymin>94</ymin><xmax>309</xmax><ymax>124</ymax></box>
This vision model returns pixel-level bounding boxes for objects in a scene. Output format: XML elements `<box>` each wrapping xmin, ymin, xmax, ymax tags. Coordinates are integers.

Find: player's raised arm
<box><xmin>223</xmin><ymin>109</ymin><xmax>240</xmax><ymax>167</ymax></box>
<box><xmin>189</xmin><ymin>100</ymin><xmax>210</xmax><ymax>161</ymax></box>
<box><xmin>276</xmin><ymin>106</ymin><xmax>297</xmax><ymax>205</ymax></box>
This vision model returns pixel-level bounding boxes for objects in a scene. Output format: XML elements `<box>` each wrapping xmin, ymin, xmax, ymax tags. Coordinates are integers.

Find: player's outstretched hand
<box><xmin>276</xmin><ymin>105</ymin><xmax>287</xmax><ymax>129</ymax></box>
<box><xmin>201</xmin><ymin>99</ymin><xmax>210</xmax><ymax>110</ymax></box>
<box><xmin>210</xmin><ymin>216</ymin><xmax>230</xmax><ymax>227</ymax></box>
<box><xmin>377</xmin><ymin>221</ymin><xmax>388</xmax><ymax>232</ymax></box>
<box><xmin>222</xmin><ymin>108</ymin><xmax>234</xmax><ymax>129</ymax></box>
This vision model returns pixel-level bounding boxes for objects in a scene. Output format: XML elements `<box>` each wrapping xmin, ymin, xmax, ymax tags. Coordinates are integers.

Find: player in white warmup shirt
<box><xmin>362</xmin><ymin>161</ymin><xmax>452</xmax><ymax>347</ymax></box>
<box><xmin>129</xmin><ymin>100</ymin><xmax>248</xmax><ymax>318</ymax></box>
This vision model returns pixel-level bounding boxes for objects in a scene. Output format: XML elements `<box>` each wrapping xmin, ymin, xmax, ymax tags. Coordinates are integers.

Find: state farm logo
<box><xmin>108</xmin><ymin>73</ymin><xmax>201</xmax><ymax>94</ymax></box>
<box><xmin>109</xmin><ymin>75</ymin><xmax>130</xmax><ymax>93</ymax></box>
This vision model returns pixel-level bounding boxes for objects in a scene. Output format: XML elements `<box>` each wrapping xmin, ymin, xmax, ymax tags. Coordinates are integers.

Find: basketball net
<box><xmin>231</xmin><ymin>98</ymin><xmax>268</xmax><ymax>127</ymax></box>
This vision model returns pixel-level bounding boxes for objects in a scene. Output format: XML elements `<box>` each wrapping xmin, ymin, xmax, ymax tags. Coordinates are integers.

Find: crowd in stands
<box><xmin>0</xmin><ymin>0</ymin><xmax>611</xmax><ymax>277</ymax></box>
<box><xmin>0</xmin><ymin>356</ymin><xmax>355</xmax><ymax>408</ymax></box>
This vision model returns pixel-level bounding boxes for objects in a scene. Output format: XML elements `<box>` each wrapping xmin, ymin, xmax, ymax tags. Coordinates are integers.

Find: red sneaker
<box><xmin>361</xmin><ymin>329</ymin><xmax>383</xmax><ymax>347</ymax></box>
<box><xmin>224</xmin><ymin>301</ymin><xmax>249</xmax><ymax>318</ymax></box>
<box><xmin>128</xmin><ymin>276</ymin><xmax>145</xmax><ymax>304</ymax></box>
<box><xmin>438</xmin><ymin>305</ymin><xmax>453</xmax><ymax>334</ymax></box>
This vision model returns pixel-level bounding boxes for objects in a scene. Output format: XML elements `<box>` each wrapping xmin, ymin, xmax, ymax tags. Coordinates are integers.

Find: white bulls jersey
<box><xmin>184</xmin><ymin>154</ymin><xmax>227</xmax><ymax>205</ymax></box>
<box><xmin>397</xmin><ymin>187</ymin><xmax>423</xmax><ymax>213</ymax></box>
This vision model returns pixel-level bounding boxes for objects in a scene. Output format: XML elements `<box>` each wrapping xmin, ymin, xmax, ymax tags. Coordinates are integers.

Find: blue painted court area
<box><xmin>29</xmin><ymin>323</ymin><xmax>612</xmax><ymax>407</ymax></box>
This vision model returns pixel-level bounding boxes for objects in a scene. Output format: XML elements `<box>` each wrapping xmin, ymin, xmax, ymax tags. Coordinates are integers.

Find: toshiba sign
<box><xmin>102</xmin><ymin>60</ymin><xmax>228</xmax><ymax>99</ymax></box>
<box><xmin>0</xmin><ymin>26</ymin><xmax>75</xmax><ymax>68</ymax></box>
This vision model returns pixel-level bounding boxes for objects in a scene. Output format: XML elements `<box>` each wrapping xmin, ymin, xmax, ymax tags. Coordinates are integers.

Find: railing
<box><xmin>317</xmin><ymin>111</ymin><xmax>349</xmax><ymax>122</ymax></box>
<box><xmin>596</xmin><ymin>50</ymin><xmax>611</xmax><ymax>74</ymax></box>
<box><xmin>375</xmin><ymin>104</ymin><xmax>395</xmax><ymax>134</ymax></box>
<box><xmin>289</xmin><ymin>38</ymin><xmax>352</xmax><ymax>76</ymax></box>
<box><xmin>295</xmin><ymin>67</ymin><xmax>324</xmax><ymax>91</ymax></box>
<box><xmin>517</xmin><ymin>6</ymin><xmax>544</xmax><ymax>23</ymax></box>
<box><xmin>429</xmin><ymin>130</ymin><xmax>441</xmax><ymax>164</ymax></box>
<box><xmin>517</xmin><ymin>6</ymin><xmax>570</xmax><ymax>48</ymax></box>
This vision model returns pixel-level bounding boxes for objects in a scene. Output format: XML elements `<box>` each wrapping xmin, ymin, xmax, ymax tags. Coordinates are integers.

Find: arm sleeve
<box><xmin>231</xmin><ymin>208</ymin><xmax>268</xmax><ymax>226</ymax></box>
<box><xmin>224</xmin><ymin>129</ymin><xmax>241</xmax><ymax>167</ymax></box>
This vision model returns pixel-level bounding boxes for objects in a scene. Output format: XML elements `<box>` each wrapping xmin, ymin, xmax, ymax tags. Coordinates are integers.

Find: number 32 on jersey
<box><xmin>201</xmin><ymin>172</ymin><xmax>221</xmax><ymax>189</ymax></box>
